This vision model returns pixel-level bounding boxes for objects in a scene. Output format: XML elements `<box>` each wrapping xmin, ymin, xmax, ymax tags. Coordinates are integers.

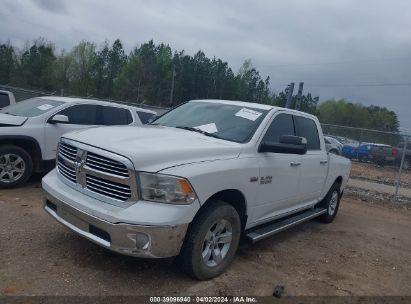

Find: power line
<box><xmin>255</xmin><ymin>57</ymin><xmax>411</xmax><ymax>68</ymax></box>
<box><xmin>304</xmin><ymin>82</ymin><xmax>411</xmax><ymax>88</ymax></box>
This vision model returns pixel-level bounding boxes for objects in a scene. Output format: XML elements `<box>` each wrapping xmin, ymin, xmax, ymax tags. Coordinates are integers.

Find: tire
<box><xmin>316</xmin><ymin>183</ymin><xmax>341</xmax><ymax>223</ymax></box>
<box><xmin>403</xmin><ymin>159</ymin><xmax>410</xmax><ymax>170</ymax></box>
<box><xmin>176</xmin><ymin>200</ymin><xmax>241</xmax><ymax>280</ymax></box>
<box><xmin>0</xmin><ymin>145</ymin><xmax>33</xmax><ymax>188</ymax></box>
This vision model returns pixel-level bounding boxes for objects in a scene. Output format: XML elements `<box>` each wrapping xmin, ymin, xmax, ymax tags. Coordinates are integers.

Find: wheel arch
<box><xmin>335</xmin><ymin>176</ymin><xmax>343</xmax><ymax>186</ymax></box>
<box><xmin>199</xmin><ymin>189</ymin><xmax>248</xmax><ymax>231</ymax></box>
<box><xmin>0</xmin><ymin>136</ymin><xmax>43</xmax><ymax>171</ymax></box>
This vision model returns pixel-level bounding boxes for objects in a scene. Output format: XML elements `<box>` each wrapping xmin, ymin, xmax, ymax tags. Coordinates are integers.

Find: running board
<box><xmin>245</xmin><ymin>208</ymin><xmax>327</xmax><ymax>243</ymax></box>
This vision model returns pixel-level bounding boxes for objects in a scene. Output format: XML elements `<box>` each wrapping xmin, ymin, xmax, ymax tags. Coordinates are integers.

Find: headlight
<box><xmin>138</xmin><ymin>172</ymin><xmax>197</xmax><ymax>204</ymax></box>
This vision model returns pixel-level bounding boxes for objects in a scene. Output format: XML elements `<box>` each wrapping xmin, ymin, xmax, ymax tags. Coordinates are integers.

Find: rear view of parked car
<box><xmin>324</xmin><ymin>136</ymin><xmax>343</xmax><ymax>155</ymax></box>
<box><xmin>0</xmin><ymin>96</ymin><xmax>156</xmax><ymax>188</ymax></box>
<box><xmin>367</xmin><ymin>144</ymin><xmax>397</xmax><ymax>166</ymax></box>
<box><xmin>394</xmin><ymin>142</ymin><xmax>411</xmax><ymax>170</ymax></box>
<box><xmin>342</xmin><ymin>144</ymin><xmax>357</xmax><ymax>159</ymax></box>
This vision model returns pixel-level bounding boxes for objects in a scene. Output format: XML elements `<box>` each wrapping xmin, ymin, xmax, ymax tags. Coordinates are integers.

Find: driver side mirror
<box><xmin>259</xmin><ymin>135</ymin><xmax>307</xmax><ymax>155</ymax></box>
<box><xmin>49</xmin><ymin>114</ymin><xmax>69</xmax><ymax>124</ymax></box>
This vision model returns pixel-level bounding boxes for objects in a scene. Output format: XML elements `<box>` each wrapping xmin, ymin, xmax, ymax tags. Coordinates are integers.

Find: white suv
<box><xmin>0</xmin><ymin>96</ymin><xmax>156</xmax><ymax>188</ymax></box>
<box><xmin>0</xmin><ymin>90</ymin><xmax>16</xmax><ymax>109</ymax></box>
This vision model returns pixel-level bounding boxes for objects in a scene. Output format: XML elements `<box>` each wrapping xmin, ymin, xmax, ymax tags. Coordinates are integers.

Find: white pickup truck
<box><xmin>0</xmin><ymin>96</ymin><xmax>156</xmax><ymax>188</ymax></box>
<box><xmin>42</xmin><ymin>99</ymin><xmax>351</xmax><ymax>280</ymax></box>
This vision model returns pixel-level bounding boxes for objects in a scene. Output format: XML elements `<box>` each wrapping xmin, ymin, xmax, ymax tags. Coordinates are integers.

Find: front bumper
<box><xmin>43</xmin><ymin>190</ymin><xmax>188</xmax><ymax>258</ymax></box>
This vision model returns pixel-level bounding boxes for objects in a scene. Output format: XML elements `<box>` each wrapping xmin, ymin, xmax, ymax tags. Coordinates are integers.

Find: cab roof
<box><xmin>38</xmin><ymin>96</ymin><xmax>156</xmax><ymax>114</ymax></box>
<box><xmin>191</xmin><ymin>99</ymin><xmax>318</xmax><ymax>120</ymax></box>
<box><xmin>191</xmin><ymin>99</ymin><xmax>276</xmax><ymax>111</ymax></box>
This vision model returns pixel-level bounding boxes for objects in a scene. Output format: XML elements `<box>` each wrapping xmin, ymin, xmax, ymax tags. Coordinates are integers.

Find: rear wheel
<box><xmin>176</xmin><ymin>200</ymin><xmax>241</xmax><ymax>280</ymax></box>
<box><xmin>0</xmin><ymin>145</ymin><xmax>33</xmax><ymax>188</ymax></box>
<box><xmin>317</xmin><ymin>182</ymin><xmax>341</xmax><ymax>223</ymax></box>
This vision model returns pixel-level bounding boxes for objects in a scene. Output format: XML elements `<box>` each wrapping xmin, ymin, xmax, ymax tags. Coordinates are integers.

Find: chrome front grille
<box><xmin>57</xmin><ymin>160</ymin><xmax>76</xmax><ymax>183</ymax></box>
<box><xmin>56</xmin><ymin>139</ymin><xmax>137</xmax><ymax>206</ymax></box>
<box><xmin>86</xmin><ymin>152</ymin><xmax>129</xmax><ymax>177</ymax></box>
<box><xmin>59</xmin><ymin>142</ymin><xmax>77</xmax><ymax>161</ymax></box>
<box><xmin>86</xmin><ymin>175</ymin><xmax>132</xmax><ymax>201</ymax></box>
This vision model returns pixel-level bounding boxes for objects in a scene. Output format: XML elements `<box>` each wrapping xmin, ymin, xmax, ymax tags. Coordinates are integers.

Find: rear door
<box><xmin>137</xmin><ymin>110</ymin><xmax>157</xmax><ymax>124</ymax></box>
<box><xmin>294</xmin><ymin>115</ymin><xmax>328</xmax><ymax>204</ymax></box>
<box><xmin>99</xmin><ymin>106</ymin><xmax>133</xmax><ymax>125</ymax></box>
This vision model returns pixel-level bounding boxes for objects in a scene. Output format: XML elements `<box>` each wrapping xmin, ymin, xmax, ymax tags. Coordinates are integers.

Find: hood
<box><xmin>63</xmin><ymin>125</ymin><xmax>242</xmax><ymax>172</ymax></box>
<box><xmin>0</xmin><ymin>113</ymin><xmax>27</xmax><ymax>126</ymax></box>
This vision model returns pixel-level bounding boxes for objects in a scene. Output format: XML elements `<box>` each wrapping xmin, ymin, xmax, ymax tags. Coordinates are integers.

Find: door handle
<box><xmin>320</xmin><ymin>160</ymin><xmax>328</xmax><ymax>165</ymax></box>
<box><xmin>290</xmin><ymin>162</ymin><xmax>301</xmax><ymax>167</ymax></box>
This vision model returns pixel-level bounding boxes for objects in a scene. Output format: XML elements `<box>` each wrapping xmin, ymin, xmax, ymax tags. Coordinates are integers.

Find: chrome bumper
<box><xmin>43</xmin><ymin>191</ymin><xmax>188</xmax><ymax>258</ymax></box>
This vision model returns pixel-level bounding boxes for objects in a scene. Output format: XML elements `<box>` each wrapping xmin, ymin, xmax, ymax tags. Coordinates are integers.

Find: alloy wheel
<box><xmin>329</xmin><ymin>190</ymin><xmax>339</xmax><ymax>216</ymax></box>
<box><xmin>202</xmin><ymin>219</ymin><xmax>233</xmax><ymax>267</ymax></box>
<box><xmin>0</xmin><ymin>153</ymin><xmax>26</xmax><ymax>183</ymax></box>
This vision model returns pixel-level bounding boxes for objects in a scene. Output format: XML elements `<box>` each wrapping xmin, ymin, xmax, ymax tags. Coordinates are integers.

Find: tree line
<box><xmin>0</xmin><ymin>38</ymin><xmax>400</xmax><ymax>133</ymax></box>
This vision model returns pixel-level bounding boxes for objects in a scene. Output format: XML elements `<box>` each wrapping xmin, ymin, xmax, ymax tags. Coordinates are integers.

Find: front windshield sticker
<box><xmin>235</xmin><ymin>108</ymin><xmax>263</xmax><ymax>121</ymax></box>
<box><xmin>194</xmin><ymin>123</ymin><xmax>218</xmax><ymax>133</ymax></box>
<box><xmin>36</xmin><ymin>104</ymin><xmax>55</xmax><ymax>111</ymax></box>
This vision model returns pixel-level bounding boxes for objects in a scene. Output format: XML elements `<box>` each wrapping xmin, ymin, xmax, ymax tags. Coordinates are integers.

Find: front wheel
<box><xmin>0</xmin><ymin>145</ymin><xmax>33</xmax><ymax>188</ymax></box>
<box><xmin>316</xmin><ymin>182</ymin><xmax>341</xmax><ymax>223</ymax></box>
<box><xmin>176</xmin><ymin>200</ymin><xmax>241</xmax><ymax>280</ymax></box>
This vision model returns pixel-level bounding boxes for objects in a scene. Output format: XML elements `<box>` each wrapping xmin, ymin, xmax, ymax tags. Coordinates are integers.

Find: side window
<box><xmin>294</xmin><ymin>116</ymin><xmax>320</xmax><ymax>150</ymax></box>
<box><xmin>262</xmin><ymin>113</ymin><xmax>294</xmax><ymax>142</ymax></box>
<box><xmin>137</xmin><ymin>111</ymin><xmax>156</xmax><ymax>124</ymax></box>
<box><xmin>56</xmin><ymin>104</ymin><xmax>99</xmax><ymax>125</ymax></box>
<box><xmin>0</xmin><ymin>93</ymin><xmax>10</xmax><ymax>108</ymax></box>
<box><xmin>100</xmin><ymin>106</ymin><xmax>132</xmax><ymax>125</ymax></box>
<box><xmin>324</xmin><ymin>138</ymin><xmax>331</xmax><ymax>144</ymax></box>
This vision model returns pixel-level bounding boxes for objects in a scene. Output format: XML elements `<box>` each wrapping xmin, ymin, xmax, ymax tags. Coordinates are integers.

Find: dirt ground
<box><xmin>350</xmin><ymin>161</ymin><xmax>411</xmax><ymax>188</ymax></box>
<box><xmin>1</xmin><ymin>175</ymin><xmax>411</xmax><ymax>296</ymax></box>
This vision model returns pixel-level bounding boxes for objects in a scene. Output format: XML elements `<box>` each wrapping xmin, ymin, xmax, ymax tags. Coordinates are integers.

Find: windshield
<box><xmin>0</xmin><ymin>98</ymin><xmax>65</xmax><ymax>117</ymax></box>
<box><xmin>152</xmin><ymin>101</ymin><xmax>269</xmax><ymax>143</ymax></box>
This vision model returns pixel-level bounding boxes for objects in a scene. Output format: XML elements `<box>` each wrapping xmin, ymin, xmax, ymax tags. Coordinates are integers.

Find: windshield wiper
<box><xmin>175</xmin><ymin>126</ymin><xmax>222</xmax><ymax>139</ymax></box>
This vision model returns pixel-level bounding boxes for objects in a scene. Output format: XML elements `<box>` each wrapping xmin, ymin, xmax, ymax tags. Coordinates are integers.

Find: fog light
<box><xmin>135</xmin><ymin>232</ymin><xmax>150</xmax><ymax>250</ymax></box>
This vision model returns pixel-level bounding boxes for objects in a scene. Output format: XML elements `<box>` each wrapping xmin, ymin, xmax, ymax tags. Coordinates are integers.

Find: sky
<box><xmin>1</xmin><ymin>0</ymin><xmax>411</xmax><ymax>129</ymax></box>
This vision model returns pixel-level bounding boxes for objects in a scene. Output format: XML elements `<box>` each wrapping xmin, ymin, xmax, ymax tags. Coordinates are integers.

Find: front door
<box><xmin>44</xmin><ymin>104</ymin><xmax>99</xmax><ymax>160</ymax></box>
<box><xmin>252</xmin><ymin>113</ymin><xmax>302</xmax><ymax>223</ymax></box>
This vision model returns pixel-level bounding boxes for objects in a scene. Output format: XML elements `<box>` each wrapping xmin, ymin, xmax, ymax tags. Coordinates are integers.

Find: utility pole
<box><xmin>285</xmin><ymin>82</ymin><xmax>294</xmax><ymax>108</ymax></box>
<box><xmin>295</xmin><ymin>82</ymin><xmax>304</xmax><ymax>110</ymax></box>
<box><xmin>169</xmin><ymin>64</ymin><xmax>176</xmax><ymax>106</ymax></box>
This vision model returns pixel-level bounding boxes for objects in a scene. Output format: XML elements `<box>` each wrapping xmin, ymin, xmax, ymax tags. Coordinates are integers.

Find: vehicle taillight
<box><xmin>392</xmin><ymin>148</ymin><xmax>398</xmax><ymax>156</ymax></box>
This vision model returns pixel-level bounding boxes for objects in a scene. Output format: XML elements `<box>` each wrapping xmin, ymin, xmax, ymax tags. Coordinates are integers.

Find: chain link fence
<box><xmin>1</xmin><ymin>85</ymin><xmax>410</xmax><ymax>204</ymax></box>
<box><xmin>322</xmin><ymin>124</ymin><xmax>411</xmax><ymax>204</ymax></box>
